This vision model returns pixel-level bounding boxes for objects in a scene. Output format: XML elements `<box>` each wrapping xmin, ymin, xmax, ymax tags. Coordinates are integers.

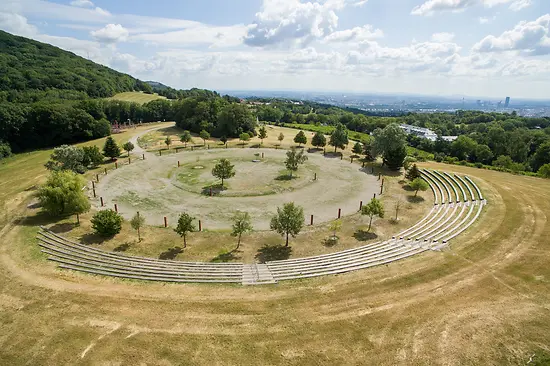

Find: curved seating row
<box><xmin>37</xmin><ymin>169</ymin><xmax>486</xmax><ymax>285</ymax></box>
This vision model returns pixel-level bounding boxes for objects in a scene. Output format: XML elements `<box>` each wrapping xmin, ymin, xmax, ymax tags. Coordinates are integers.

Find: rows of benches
<box><xmin>37</xmin><ymin>169</ymin><xmax>485</xmax><ymax>285</ymax></box>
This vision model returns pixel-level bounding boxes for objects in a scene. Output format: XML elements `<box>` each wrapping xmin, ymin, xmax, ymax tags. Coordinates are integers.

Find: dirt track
<box><xmin>94</xmin><ymin>148</ymin><xmax>379</xmax><ymax>229</ymax></box>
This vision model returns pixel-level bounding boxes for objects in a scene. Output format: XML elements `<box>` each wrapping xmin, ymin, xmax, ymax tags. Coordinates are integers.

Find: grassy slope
<box><xmin>1</xmin><ymin>124</ymin><xmax>549</xmax><ymax>365</ymax></box>
<box><xmin>108</xmin><ymin>92</ymin><xmax>167</xmax><ymax>104</ymax></box>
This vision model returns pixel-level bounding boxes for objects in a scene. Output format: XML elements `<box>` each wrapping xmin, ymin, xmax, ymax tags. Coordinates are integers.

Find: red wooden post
<box><xmin>100</xmin><ymin>197</ymin><xmax>104</xmax><ymax>207</ymax></box>
<box><xmin>199</xmin><ymin>220</ymin><xmax>202</xmax><ymax>232</ymax></box>
<box><xmin>115</xmin><ymin>162</ymin><xmax>118</xmax><ymax>169</ymax></box>
<box><xmin>114</xmin><ymin>204</ymin><xmax>118</xmax><ymax>213</ymax></box>
<box><xmin>350</xmin><ymin>157</ymin><xmax>353</xmax><ymax>163</ymax></box>
<box><xmin>178</xmin><ymin>161</ymin><xmax>180</xmax><ymax>167</ymax></box>
<box><xmin>159</xmin><ymin>150</ymin><xmax>162</xmax><ymax>156</ymax></box>
<box><xmin>104</xmin><ymin>168</ymin><xmax>107</xmax><ymax>175</ymax></box>
<box><xmin>164</xmin><ymin>216</ymin><xmax>167</xmax><ymax>228</ymax></box>
<box><xmin>92</xmin><ymin>180</ymin><xmax>95</xmax><ymax>189</ymax></box>
<box><xmin>310</xmin><ymin>214</ymin><xmax>314</xmax><ymax>225</ymax></box>
<box><xmin>378</xmin><ymin>173</ymin><xmax>381</xmax><ymax>180</ymax></box>
<box><xmin>128</xmin><ymin>157</ymin><xmax>131</xmax><ymax>164</ymax></box>
<box><xmin>359</xmin><ymin>201</ymin><xmax>363</xmax><ymax>210</ymax></box>
<box><xmin>314</xmin><ymin>173</ymin><xmax>317</xmax><ymax>181</ymax></box>
<box><xmin>96</xmin><ymin>174</ymin><xmax>99</xmax><ymax>183</ymax></box>
<box><xmin>93</xmin><ymin>188</ymin><xmax>96</xmax><ymax>198</ymax></box>
<box><xmin>338</xmin><ymin>208</ymin><xmax>341</xmax><ymax>219</ymax></box>
<box><xmin>373</xmin><ymin>193</ymin><xmax>376</xmax><ymax>199</ymax></box>
<box><xmin>380</xmin><ymin>184</ymin><xmax>383</xmax><ymax>195</ymax></box>
<box><xmin>142</xmin><ymin>153</ymin><xmax>145</xmax><ymax>160</ymax></box>
<box><xmin>340</xmin><ymin>154</ymin><xmax>343</xmax><ymax>160</ymax></box>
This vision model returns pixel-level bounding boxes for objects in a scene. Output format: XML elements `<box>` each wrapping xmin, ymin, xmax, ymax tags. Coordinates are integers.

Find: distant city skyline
<box><xmin>1</xmin><ymin>0</ymin><xmax>549</xmax><ymax>98</ymax></box>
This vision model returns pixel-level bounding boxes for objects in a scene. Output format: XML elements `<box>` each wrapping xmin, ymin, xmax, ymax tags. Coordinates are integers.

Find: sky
<box><xmin>0</xmin><ymin>0</ymin><xmax>550</xmax><ymax>99</ymax></box>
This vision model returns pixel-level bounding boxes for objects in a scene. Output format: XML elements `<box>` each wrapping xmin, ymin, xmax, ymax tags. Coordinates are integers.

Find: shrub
<box><xmin>91</xmin><ymin>209</ymin><xmax>123</xmax><ymax>237</ymax></box>
<box><xmin>0</xmin><ymin>141</ymin><xmax>12</xmax><ymax>160</ymax></box>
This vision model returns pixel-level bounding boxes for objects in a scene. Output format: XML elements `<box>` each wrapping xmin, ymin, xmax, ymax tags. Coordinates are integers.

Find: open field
<box><xmin>107</xmin><ymin>91</ymin><xmax>167</xmax><ymax>104</ymax></box>
<box><xmin>1</xmin><ymin>124</ymin><xmax>549</xmax><ymax>365</ymax></box>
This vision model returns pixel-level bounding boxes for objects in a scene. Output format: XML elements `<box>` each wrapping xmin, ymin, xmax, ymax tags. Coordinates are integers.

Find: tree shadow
<box><xmin>407</xmin><ymin>195</ymin><xmax>425</xmax><ymax>203</ymax></box>
<box><xmin>113</xmin><ymin>242</ymin><xmax>131</xmax><ymax>252</ymax></box>
<box><xmin>80</xmin><ymin>233</ymin><xmax>107</xmax><ymax>245</ymax></box>
<box><xmin>201</xmin><ymin>183</ymin><xmax>226</xmax><ymax>196</ymax></box>
<box><xmin>353</xmin><ymin>230</ymin><xmax>378</xmax><ymax>241</ymax></box>
<box><xmin>211</xmin><ymin>250</ymin><xmax>240</xmax><ymax>263</ymax></box>
<box><xmin>307</xmin><ymin>147</ymin><xmax>323</xmax><ymax>153</ymax></box>
<box><xmin>159</xmin><ymin>246</ymin><xmax>183</xmax><ymax>260</ymax></box>
<box><xmin>14</xmin><ymin>212</ymin><xmax>60</xmax><ymax>227</ymax></box>
<box><xmin>49</xmin><ymin>222</ymin><xmax>78</xmax><ymax>234</ymax></box>
<box><xmin>323</xmin><ymin>236</ymin><xmax>339</xmax><ymax>247</ymax></box>
<box><xmin>402</xmin><ymin>184</ymin><xmax>415</xmax><ymax>192</ymax></box>
<box><xmin>255</xmin><ymin>244</ymin><xmax>292</xmax><ymax>263</ymax></box>
<box><xmin>323</xmin><ymin>151</ymin><xmax>343</xmax><ymax>159</ymax></box>
<box><xmin>274</xmin><ymin>174</ymin><xmax>297</xmax><ymax>181</ymax></box>
<box><xmin>250</xmin><ymin>143</ymin><xmax>260</xmax><ymax>148</ymax></box>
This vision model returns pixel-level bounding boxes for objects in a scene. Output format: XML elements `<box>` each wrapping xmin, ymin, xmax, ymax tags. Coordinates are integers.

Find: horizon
<box><xmin>1</xmin><ymin>0</ymin><xmax>550</xmax><ymax>99</ymax></box>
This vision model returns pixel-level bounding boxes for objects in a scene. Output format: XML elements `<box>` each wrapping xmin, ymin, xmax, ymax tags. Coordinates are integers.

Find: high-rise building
<box><xmin>505</xmin><ymin>97</ymin><xmax>511</xmax><ymax>108</ymax></box>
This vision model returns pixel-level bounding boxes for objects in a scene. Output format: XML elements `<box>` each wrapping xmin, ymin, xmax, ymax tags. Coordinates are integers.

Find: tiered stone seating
<box><xmin>37</xmin><ymin>169</ymin><xmax>486</xmax><ymax>285</ymax></box>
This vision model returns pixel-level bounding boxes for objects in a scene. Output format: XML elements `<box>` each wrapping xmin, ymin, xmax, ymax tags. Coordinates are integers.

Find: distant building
<box><xmin>505</xmin><ymin>97</ymin><xmax>511</xmax><ymax>108</ymax></box>
<box><xmin>399</xmin><ymin>124</ymin><xmax>457</xmax><ymax>142</ymax></box>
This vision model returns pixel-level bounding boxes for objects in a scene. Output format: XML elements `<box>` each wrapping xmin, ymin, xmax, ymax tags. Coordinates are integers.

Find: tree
<box><xmin>45</xmin><ymin>145</ymin><xmax>87</xmax><ymax>173</ymax></box>
<box><xmin>199</xmin><ymin>130</ymin><xmax>210</xmax><ymax>146</ymax></box>
<box><xmin>474</xmin><ymin>144</ymin><xmax>493</xmax><ymax>164</ymax></box>
<box><xmin>258</xmin><ymin>126</ymin><xmax>267</xmax><ymax>145</ymax></box>
<box><xmin>212</xmin><ymin>158</ymin><xmax>236</xmax><ymax>187</ymax></box>
<box><xmin>361</xmin><ymin>198</ymin><xmax>384</xmax><ymax>232</ymax></box>
<box><xmin>294</xmin><ymin>130</ymin><xmax>307</xmax><ymax>147</ymax></box>
<box><xmin>278</xmin><ymin>133</ymin><xmax>284</xmax><ymax>146</ymax></box>
<box><xmin>329</xmin><ymin>219</ymin><xmax>342</xmax><ymax>240</ymax></box>
<box><xmin>122</xmin><ymin>141</ymin><xmax>134</xmax><ymax>157</ymax></box>
<box><xmin>239</xmin><ymin>132</ymin><xmax>250</xmax><ymax>147</ymax></box>
<box><xmin>493</xmin><ymin>155</ymin><xmax>514</xmax><ymax>169</ymax></box>
<box><xmin>82</xmin><ymin>146</ymin><xmax>104</xmax><ymax>168</ymax></box>
<box><xmin>220</xmin><ymin>135</ymin><xmax>228</xmax><ymax>146</ymax></box>
<box><xmin>231</xmin><ymin>211</ymin><xmax>253</xmax><ymax>250</ymax></box>
<box><xmin>532</xmin><ymin>142</ymin><xmax>550</xmax><ymax>172</ymax></box>
<box><xmin>538</xmin><ymin>163</ymin><xmax>550</xmax><ymax>178</ymax></box>
<box><xmin>363</xmin><ymin>139</ymin><xmax>377</xmax><ymax>161</ymax></box>
<box><xmin>285</xmin><ymin>146</ymin><xmax>308</xmax><ymax>178</ymax></box>
<box><xmin>130</xmin><ymin>212</ymin><xmax>145</xmax><ymax>242</ymax></box>
<box><xmin>174</xmin><ymin>212</ymin><xmax>195</xmax><ymax>248</ymax></box>
<box><xmin>409</xmin><ymin>177</ymin><xmax>429</xmax><ymax>197</ymax></box>
<box><xmin>103</xmin><ymin>136</ymin><xmax>121</xmax><ymax>160</ymax></box>
<box><xmin>329</xmin><ymin>123</ymin><xmax>349</xmax><ymax>153</ymax></box>
<box><xmin>91</xmin><ymin>209</ymin><xmax>123</xmax><ymax>237</ymax></box>
<box><xmin>180</xmin><ymin>131</ymin><xmax>192</xmax><ymax>147</ymax></box>
<box><xmin>165</xmin><ymin>136</ymin><xmax>172</xmax><ymax>149</ymax></box>
<box><xmin>450</xmin><ymin>135</ymin><xmax>477</xmax><ymax>161</ymax></box>
<box><xmin>352</xmin><ymin>142</ymin><xmax>363</xmax><ymax>155</ymax></box>
<box><xmin>311</xmin><ymin>131</ymin><xmax>326</xmax><ymax>148</ymax></box>
<box><xmin>372</xmin><ymin>124</ymin><xmax>407</xmax><ymax>170</ymax></box>
<box><xmin>403</xmin><ymin>156</ymin><xmax>416</xmax><ymax>171</ymax></box>
<box><xmin>405</xmin><ymin>164</ymin><xmax>422</xmax><ymax>181</ymax></box>
<box><xmin>270</xmin><ymin>202</ymin><xmax>305</xmax><ymax>246</ymax></box>
<box><xmin>0</xmin><ymin>141</ymin><xmax>12</xmax><ymax>160</ymax></box>
<box><xmin>37</xmin><ymin>170</ymin><xmax>90</xmax><ymax>223</ymax></box>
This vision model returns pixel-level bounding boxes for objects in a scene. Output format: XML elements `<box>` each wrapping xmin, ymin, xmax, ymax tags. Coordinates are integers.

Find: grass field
<box><xmin>1</xmin><ymin>123</ymin><xmax>549</xmax><ymax>365</ymax></box>
<box><xmin>107</xmin><ymin>91</ymin><xmax>167</xmax><ymax>104</ymax></box>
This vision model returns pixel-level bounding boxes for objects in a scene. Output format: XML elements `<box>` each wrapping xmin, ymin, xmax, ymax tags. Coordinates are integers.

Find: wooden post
<box><xmin>323</xmin><ymin>148</ymin><xmax>326</xmax><ymax>155</ymax></box>
<box><xmin>359</xmin><ymin>201</ymin><xmax>363</xmax><ymax>210</ymax></box>
<box><xmin>362</xmin><ymin>161</ymin><xmax>365</xmax><ymax>167</ymax></box>
<box><xmin>142</xmin><ymin>153</ymin><xmax>145</xmax><ymax>160</ymax></box>
<box><xmin>340</xmin><ymin>154</ymin><xmax>343</xmax><ymax>160</ymax></box>
<box><xmin>104</xmin><ymin>168</ymin><xmax>107</xmax><ymax>175</ymax></box>
<box><xmin>93</xmin><ymin>188</ymin><xmax>96</xmax><ymax>198</ymax></box>
<box><xmin>96</xmin><ymin>174</ymin><xmax>99</xmax><ymax>183</ymax></box>
<box><xmin>378</xmin><ymin>173</ymin><xmax>381</xmax><ymax>180</ymax></box>
<box><xmin>128</xmin><ymin>157</ymin><xmax>131</xmax><ymax>164</ymax></box>
<box><xmin>338</xmin><ymin>208</ymin><xmax>341</xmax><ymax>219</ymax></box>
<box><xmin>164</xmin><ymin>216</ymin><xmax>167</xmax><ymax>228</ymax></box>
<box><xmin>310</xmin><ymin>214</ymin><xmax>314</xmax><ymax>225</ymax></box>
<box><xmin>350</xmin><ymin>156</ymin><xmax>353</xmax><ymax>163</ymax></box>
<box><xmin>314</xmin><ymin>173</ymin><xmax>317</xmax><ymax>181</ymax></box>
<box><xmin>373</xmin><ymin>193</ymin><xmax>376</xmax><ymax>199</ymax></box>
<box><xmin>199</xmin><ymin>220</ymin><xmax>202</xmax><ymax>232</ymax></box>
<box><xmin>100</xmin><ymin>197</ymin><xmax>104</xmax><ymax>207</ymax></box>
<box><xmin>380</xmin><ymin>184</ymin><xmax>383</xmax><ymax>195</ymax></box>
<box><xmin>114</xmin><ymin>204</ymin><xmax>118</xmax><ymax>213</ymax></box>
<box><xmin>178</xmin><ymin>161</ymin><xmax>180</xmax><ymax>167</ymax></box>
<box><xmin>92</xmin><ymin>181</ymin><xmax>95</xmax><ymax>189</ymax></box>
<box><xmin>262</xmin><ymin>152</ymin><xmax>264</xmax><ymax>158</ymax></box>
<box><xmin>208</xmin><ymin>144</ymin><xmax>210</xmax><ymax>149</ymax></box>
<box><xmin>115</xmin><ymin>162</ymin><xmax>118</xmax><ymax>169</ymax></box>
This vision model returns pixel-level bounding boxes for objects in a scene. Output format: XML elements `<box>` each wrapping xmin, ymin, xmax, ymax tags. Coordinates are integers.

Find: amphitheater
<box><xmin>36</xmin><ymin>168</ymin><xmax>486</xmax><ymax>285</ymax></box>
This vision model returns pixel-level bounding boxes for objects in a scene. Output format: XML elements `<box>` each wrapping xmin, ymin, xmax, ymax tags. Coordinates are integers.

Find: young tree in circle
<box><xmin>180</xmin><ymin>131</ymin><xmax>192</xmax><ymax>147</ymax></box>
<box><xmin>258</xmin><ymin>126</ymin><xmax>267</xmax><ymax>145</ymax></box>
<box><xmin>130</xmin><ymin>212</ymin><xmax>145</xmax><ymax>242</ymax></box>
<box><xmin>103</xmin><ymin>136</ymin><xmax>121</xmax><ymax>160</ymax></box>
<box><xmin>361</xmin><ymin>198</ymin><xmax>384</xmax><ymax>232</ymax></box>
<box><xmin>37</xmin><ymin>170</ymin><xmax>90</xmax><ymax>224</ymax></box>
<box><xmin>231</xmin><ymin>211</ymin><xmax>253</xmax><ymax>250</ymax></box>
<box><xmin>239</xmin><ymin>132</ymin><xmax>250</xmax><ymax>147</ymax></box>
<box><xmin>270</xmin><ymin>202</ymin><xmax>305</xmax><ymax>247</ymax></box>
<box><xmin>329</xmin><ymin>123</ymin><xmax>349</xmax><ymax>153</ymax></box>
<box><xmin>174</xmin><ymin>212</ymin><xmax>195</xmax><ymax>248</ymax></box>
<box><xmin>409</xmin><ymin>177</ymin><xmax>429</xmax><ymax>197</ymax></box>
<box><xmin>294</xmin><ymin>130</ymin><xmax>307</xmax><ymax>147</ymax></box>
<box><xmin>123</xmin><ymin>141</ymin><xmax>134</xmax><ymax>157</ymax></box>
<box><xmin>212</xmin><ymin>158</ymin><xmax>236</xmax><ymax>188</ymax></box>
<box><xmin>165</xmin><ymin>136</ymin><xmax>172</xmax><ymax>149</ymax></box>
<box><xmin>285</xmin><ymin>146</ymin><xmax>308</xmax><ymax>178</ymax></box>
<box><xmin>352</xmin><ymin>142</ymin><xmax>363</xmax><ymax>155</ymax></box>
<box><xmin>199</xmin><ymin>130</ymin><xmax>210</xmax><ymax>146</ymax></box>
<box><xmin>278</xmin><ymin>133</ymin><xmax>284</xmax><ymax>146</ymax></box>
<box><xmin>311</xmin><ymin>131</ymin><xmax>327</xmax><ymax>149</ymax></box>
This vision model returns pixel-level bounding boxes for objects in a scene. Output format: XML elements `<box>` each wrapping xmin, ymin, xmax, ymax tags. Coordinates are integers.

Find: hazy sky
<box><xmin>1</xmin><ymin>0</ymin><xmax>549</xmax><ymax>98</ymax></box>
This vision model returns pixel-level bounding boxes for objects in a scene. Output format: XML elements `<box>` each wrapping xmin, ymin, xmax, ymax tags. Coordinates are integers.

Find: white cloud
<box><xmin>473</xmin><ymin>14</ymin><xmax>550</xmax><ymax>55</ymax></box>
<box><xmin>478</xmin><ymin>16</ymin><xmax>496</xmax><ymax>24</ymax></box>
<box><xmin>0</xmin><ymin>12</ymin><xmax>38</xmax><ymax>37</ymax></box>
<box><xmin>411</xmin><ymin>0</ymin><xmax>529</xmax><ymax>16</ymax></box>
<box><xmin>243</xmin><ymin>0</ymin><xmax>345</xmax><ymax>47</ymax></box>
<box><xmin>91</xmin><ymin>23</ymin><xmax>129</xmax><ymax>43</ymax></box>
<box><xmin>431</xmin><ymin>32</ymin><xmax>455</xmax><ymax>42</ymax></box>
<box><xmin>509</xmin><ymin>0</ymin><xmax>531</xmax><ymax>11</ymax></box>
<box><xmin>70</xmin><ymin>0</ymin><xmax>94</xmax><ymax>8</ymax></box>
<box><xmin>323</xmin><ymin>25</ymin><xmax>383</xmax><ymax>43</ymax></box>
<box><xmin>351</xmin><ymin>0</ymin><xmax>368</xmax><ymax>6</ymax></box>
